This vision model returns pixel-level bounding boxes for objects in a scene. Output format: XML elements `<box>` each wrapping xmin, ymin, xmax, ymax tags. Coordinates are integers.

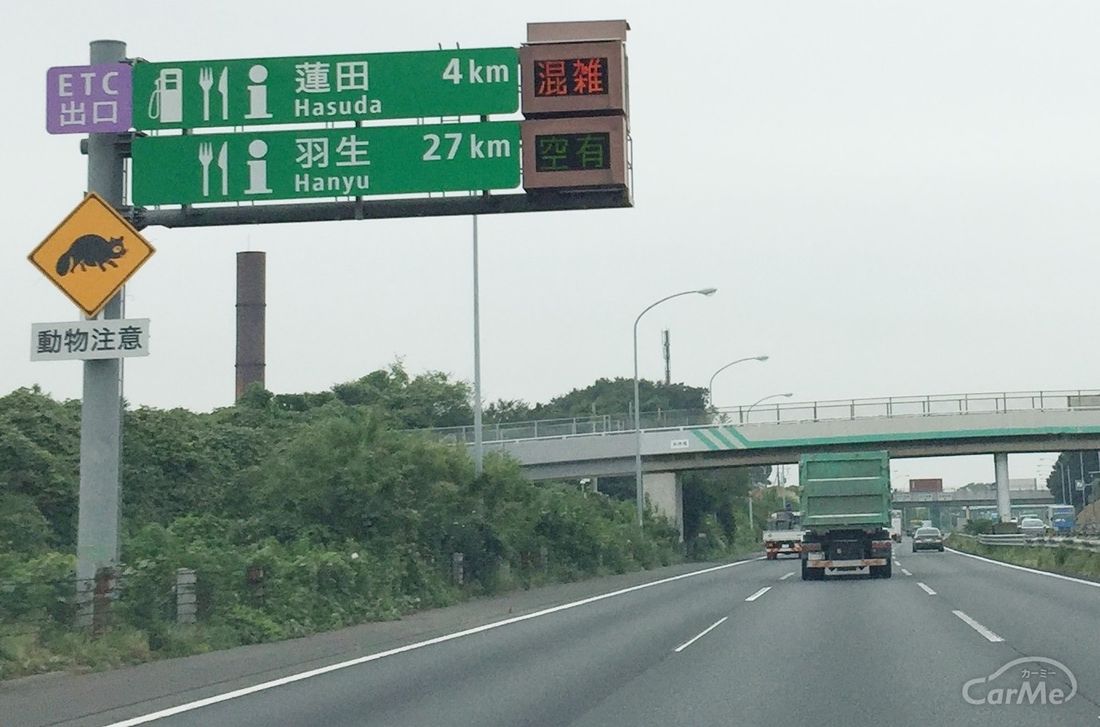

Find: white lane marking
<box><xmin>901</xmin><ymin>568</ymin><xmax>913</xmax><ymax>577</ymax></box>
<box><xmin>779</xmin><ymin>572</ymin><xmax>795</xmax><ymax>581</ymax></box>
<box><xmin>917</xmin><ymin>582</ymin><xmax>937</xmax><ymax>595</ymax></box>
<box><xmin>674</xmin><ymin>616</ymin><xmax>728</xmax><ymax>653</ymax></box>
<box><xmin>101</xmin><ymin>557</ymin><xmax>763</xmax><ymax>727</ymax></box>
<box><xmin>953</xmin><ymin>610</ymin><xmax>1004</xmax><ymax>643</ymax></box>
<box><xmin>946</xmin><ymin>547</ymin><xmax>1100</xmax><ymax>589</ymax></box>
<box><xmin>745</xmin><ymin>586</ymin><xmax>772</xmax><ymax>602</ymax></box>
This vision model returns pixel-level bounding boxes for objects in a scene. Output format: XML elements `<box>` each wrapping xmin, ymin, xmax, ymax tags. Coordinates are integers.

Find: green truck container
<box><xmin>799</xmin><ymin>451</ymin><xmax>893</xmax><ymax>580</ymax></box>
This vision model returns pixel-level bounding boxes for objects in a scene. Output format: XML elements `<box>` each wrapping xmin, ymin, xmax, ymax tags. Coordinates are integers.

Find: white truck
<box><xmin>889</xmin><ymin>509</ymin><xmax>903</xmax><ymax>542</ymax></box>
<box><xmin>763</xmin><ymin>510</ymin><xmax>804</xmax><ymax>559</ymax></box>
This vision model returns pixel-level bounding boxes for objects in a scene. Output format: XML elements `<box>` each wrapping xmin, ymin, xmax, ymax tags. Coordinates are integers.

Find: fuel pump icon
<box><xmin>147</xmin><ymin>68</ymin><xmax>183</xmax><ymax>124</ymax></box>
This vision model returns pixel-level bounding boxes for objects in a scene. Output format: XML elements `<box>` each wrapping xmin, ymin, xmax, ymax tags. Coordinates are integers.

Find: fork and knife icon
<box><xmin>195</xmin><ymin>67</ymin><xmax>230</xmax><ymax>197</ymax></box>
<box><xmin>198</xmin><ymin>141</ymin><xmax>229</xmax><ymax>197</ymax></box>
<box><xmin>198</xmin><ymin>67</ymin><xmax>229</xmax><ymax>122</ymax></box>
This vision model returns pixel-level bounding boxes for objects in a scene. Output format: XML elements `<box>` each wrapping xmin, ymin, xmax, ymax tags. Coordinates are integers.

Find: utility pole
<box><xmin>76</xmin><ymin>38</ymin><xmax>127</xmax><ymax>624</ymax></box>
<box><xmin>1080</xmin><ymin>451</ymin><xmax>1086</xmax><ymax>509</ymax></box>
<box><xmin>661</xmin><ymin>329</ymin><xmax>670</xmax><ymax>385</ymax></box>
<box><xmin>1062</xmin><ymin>462</ymin><xmax>1071</xmax><ymax>507</ymax></box>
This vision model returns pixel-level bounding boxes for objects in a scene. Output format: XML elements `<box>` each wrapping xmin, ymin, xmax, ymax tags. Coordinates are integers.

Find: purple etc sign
<box><xmin>46</xmin><ymin>63</ymin><xmax>133</xmax><ymax>134</ymax></box>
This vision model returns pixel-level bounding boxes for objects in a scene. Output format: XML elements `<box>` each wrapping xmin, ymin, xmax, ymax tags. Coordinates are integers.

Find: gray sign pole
<box><xmin>472</xmin><ymin>215</ymin><xmax>483</xmax><ymax>476</ymax></box>
<box><xmin>76</xmin><ymin>39</ymin><xmax>127</xmax><ymax>621</ymax></box>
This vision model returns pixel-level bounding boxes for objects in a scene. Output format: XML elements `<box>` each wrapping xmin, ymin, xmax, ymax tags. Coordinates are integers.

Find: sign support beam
<box><xmin>76</xmin><ymin>39</ymin><xmax>127</xmax><ymax>624</ymax></box>
<box><xmin>129</xmin><ymin>189</ymin><xmax>632</xmax><ymax>230</ymax></box>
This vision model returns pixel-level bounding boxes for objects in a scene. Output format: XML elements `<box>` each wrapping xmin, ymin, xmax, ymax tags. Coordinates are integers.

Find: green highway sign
<box><xmin>133</xmin><ymin>47</ymin><xmax>518</xmax><ymax>130</ymax></box>
<box><xmin>131</xmin><ymin>121</ymin><xmax>520</xmax><ymax>205</ymax></box>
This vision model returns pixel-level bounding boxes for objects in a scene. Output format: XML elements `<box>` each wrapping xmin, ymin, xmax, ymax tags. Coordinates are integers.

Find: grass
<box><xmin>947</xmin><ymin>534</ymin><xmax>1100</xmax><ymax>582</ymax></box>
<box><xmin>0</xmin><ymin>625</ymin><xmax>152</xmax><ymax>680</ymax></box>
<box><xmin>0</xmin><ymin>538</ymin><xmax>763</xmax><ymax>683</ymax></box>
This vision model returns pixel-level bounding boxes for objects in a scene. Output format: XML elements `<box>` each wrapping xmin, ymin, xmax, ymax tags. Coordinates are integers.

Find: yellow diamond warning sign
<box><xmin>29</xmin><ymin>193</ymin><xmax>154</xmax><ymax>317</ymax></box>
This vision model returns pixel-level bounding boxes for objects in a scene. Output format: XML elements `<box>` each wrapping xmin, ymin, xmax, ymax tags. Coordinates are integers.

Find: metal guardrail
<box><xmin>977</xmin><ymin>533</ymin><xmax>1029</xmax><ymax>546</ymax></box>
<box><xmin>970</xmin><ymin>533</ymin><xmax>1100</xmax><ymax>549</ymax></box>
<box><xmin>423</xmin><ymin>388</ymin><xmax>1100</xmax><ymax>444</ymax></box>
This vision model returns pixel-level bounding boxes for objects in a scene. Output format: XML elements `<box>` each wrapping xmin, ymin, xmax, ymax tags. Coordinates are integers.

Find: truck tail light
<box><xmin>801</xmin><ymin>542</ymin><xmax>822</xmax><ymax>552</ymax></box>
<box><xmin>871</xmin><ymin>540</ymin><xmax>892</xmax><ymax>550</ymax></box>
<box><xmin>764</xmin><ymin>541</ymin><xmax>776</xmax><ymax>549</ymax></box>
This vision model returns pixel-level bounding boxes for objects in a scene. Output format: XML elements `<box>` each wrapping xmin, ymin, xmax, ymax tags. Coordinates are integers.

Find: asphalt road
<box><xmin>5</xmin><ymin>540</ymin><xmax>1100</xmax><ymax>726</ymax></box>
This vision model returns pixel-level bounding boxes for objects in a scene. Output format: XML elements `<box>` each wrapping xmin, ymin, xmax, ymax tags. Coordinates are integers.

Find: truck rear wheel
<box><xmin>801</xmin><ymin>560</ymin><xmax>824</xmax><ymax>581</ymax></box>
<box><xmin>871</xmin><ymin>561</ymin><xmax>893</xmax><ymax>579</ymax></box>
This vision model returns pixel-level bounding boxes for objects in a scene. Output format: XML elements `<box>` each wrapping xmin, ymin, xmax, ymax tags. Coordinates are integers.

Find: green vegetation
<box><xmin>485</xmin><ymin>377</ymin><xmax>708</xmax><ymax>423</ymax></box>
<box><xmin>963</xmin><ymin>518</ymin><xmax>995</xmax><ymax>535</ymax></box>
<box><xmin>1043</xmin><ymin>451</ymin><xmax>1100</xmax><ymax>510</ymax></box>
<box><xmin>0</xmin><ymin>367</ymin><xmax>758</xmax><ymax>679</ymax></box>
<box><xmin>947</xmin><ymin>535</ymin><xmax>1100</xmax><ymax>581</ymax></box>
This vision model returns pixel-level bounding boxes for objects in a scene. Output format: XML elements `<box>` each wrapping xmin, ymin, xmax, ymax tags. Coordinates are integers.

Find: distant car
<box><xmin>912</xmin><ymin>527</ymin><xmax>944</xmax><ymax>552</ymax></box>
<box><xmin>1018</xmin><ymin>517</ymin><xmax>1046</xmax><ymax>537</ymax></box>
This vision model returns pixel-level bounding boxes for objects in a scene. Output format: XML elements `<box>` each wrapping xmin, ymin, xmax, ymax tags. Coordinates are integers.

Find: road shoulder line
<box><xmin>945</xmin><ymin>547</ymin><xmax>1100</xmax><ymax>589</ymax></box>
<box><xmin>102</xmin><ymin>556</ymin><xmax>763</xmax><ymax>726</ymax></box>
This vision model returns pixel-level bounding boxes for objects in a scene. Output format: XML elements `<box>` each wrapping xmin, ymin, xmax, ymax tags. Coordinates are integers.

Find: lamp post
<box><xmin>634</xmin><ymin>287</ymin><xmax>717</xmax><ymax>528</ymax></box>
<box><xmin>707</xmin><ymin>355</ymin><xmax>769</xmax><ymax>407</ymax></box>
<box><xmin>744</xmin><ymin>392</ymin><xmax>793</xmax><ymax>423</ymax></box>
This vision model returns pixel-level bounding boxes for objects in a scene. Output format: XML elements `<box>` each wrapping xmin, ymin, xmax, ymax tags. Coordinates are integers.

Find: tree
<box><xmin>255</xmin><ymin>408</ymin><xmax>470</xmax><ymax>545</ymax></box>
<box><xmin>0</xmin><ymin>493</ymin><xmax>52</xmax><ymax>555</ymax></box>
<box><xmin>0</xmin><ymin>387</ymin><xmax>80</xmax><ymax>548</ymax></box>
<box><xmin>484</xmin><ymin>399</ymin><xmax>534</xmax><ymax>424</ymax></box>
<box><xmin>330</xmin><ymin>364</ymin><xmax>472</xmax><ymax>428</ymax></box>
<box><xmin>1046</xmin><ymin>452</ymin><xmax>1100</xmax><ymax>509</ymax></box>
<box><xmin>122</xmin><ymin>406</ymin><xmax>274</xmax><ymax>529</ymax></box>
<box><xmin>528</xmin><ymin>377</ymin><xmax>708</xmax><ymax>420</ymax></box>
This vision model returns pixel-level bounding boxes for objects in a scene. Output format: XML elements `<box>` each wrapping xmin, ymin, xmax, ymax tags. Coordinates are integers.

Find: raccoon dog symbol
<box><xmin>55</xmin><ymin>234</ymin><xmax>127</xmax><ymax>276</ymax></box>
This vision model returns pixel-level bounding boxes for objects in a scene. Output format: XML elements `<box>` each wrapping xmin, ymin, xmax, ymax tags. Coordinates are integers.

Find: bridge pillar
<box><xmin>994</xmin><ymin>452</ymin><xmax>1011</xmax><ymax>522</ymax></box>
<box><xmin>643</xmin><ymin>472</ymin><xmax>683</xmax><ymax>541</ymax></box>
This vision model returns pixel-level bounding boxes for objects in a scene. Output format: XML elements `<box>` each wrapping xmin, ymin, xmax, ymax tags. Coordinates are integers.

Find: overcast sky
<box><xmin>5</xmin><ymin>1</ymin><xmax>1098</xmax><ymax>489</ymax></box>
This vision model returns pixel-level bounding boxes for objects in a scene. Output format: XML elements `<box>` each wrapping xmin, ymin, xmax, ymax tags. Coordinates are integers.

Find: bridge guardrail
<box><xmin>423</xmin><ymin>388</ymin><xmax>1100</xmax><ymax>444</ymax></box>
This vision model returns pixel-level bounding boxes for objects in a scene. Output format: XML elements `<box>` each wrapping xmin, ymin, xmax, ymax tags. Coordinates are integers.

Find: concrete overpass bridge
<box><xmin>891</xmin><ymin>489</ymin><xmax>1056</xmax><ymax>530</ymax></box>
<box><xmin>428</xmin><ymin>389</ymin><xmax>1097</xmax><ymax>533</ymax></box>
<box><xmin>891</xmin><ymin>490</ymin><xmax>1055</xmax><ymax>507</ymax></box>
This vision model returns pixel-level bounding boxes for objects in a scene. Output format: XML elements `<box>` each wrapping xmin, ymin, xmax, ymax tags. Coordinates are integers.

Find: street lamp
<box><xmin>633</xmin><ymin>287</ymin><xmax>717</xmax><ymax>528</ymax></box>
<box><xmin>707</xmin><ymin>355</ymin><xmax>769</xmax><ymax>407</ymax></box>
<box><xmin>744</xmin><ymin>392</ymin><xmax>793</xmax><ymax>422</ymax></box>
